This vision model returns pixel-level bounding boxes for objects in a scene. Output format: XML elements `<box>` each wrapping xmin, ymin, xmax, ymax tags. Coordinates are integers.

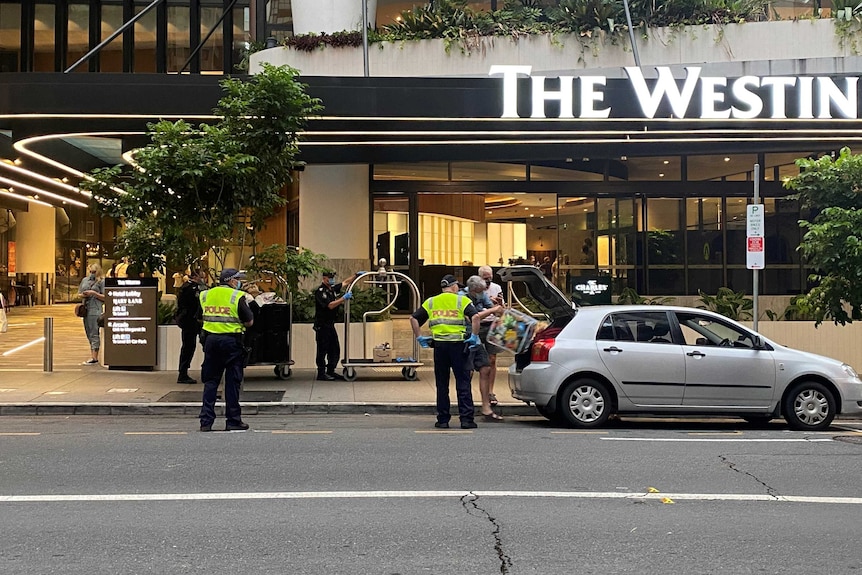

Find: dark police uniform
<box><xmin>412</xmin><ymin>292</ymin><xmax>479</xmax><ymax>427</ymax></box>
<box><xmin>314</xmin><ymin>277</ymin><xmax>344</xmax><ymax>378</ymax></box>
<box><xmin>198</xmin><ymin>282</ymin><xmax>254</xmax><ymax>430</ymax></box>
<box><xmin>175</xmin><ymin>276</ymin><xmax>204</xmax><ymax>383</ymax></box>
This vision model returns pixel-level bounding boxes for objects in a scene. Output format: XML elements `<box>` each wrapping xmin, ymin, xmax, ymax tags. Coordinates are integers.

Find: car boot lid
<box><xmin>497</xmin><ymin>265</ymin><xmax>577</xmax><ymax>320</ymax></box>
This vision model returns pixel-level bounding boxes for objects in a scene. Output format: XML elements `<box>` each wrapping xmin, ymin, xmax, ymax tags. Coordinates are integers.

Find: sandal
<box><xmin>489</xmin><ymin>393</ymin><xmax>498</xmax><ymax>406</ymax></box>
<box><xmin>481</xmin><ymin>411</ymin><xmax>504</xmax><ymax>422</ymax></box>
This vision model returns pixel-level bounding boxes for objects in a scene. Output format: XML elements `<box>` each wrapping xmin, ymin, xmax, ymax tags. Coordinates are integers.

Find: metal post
<box><xmin>65</xmin><ymin>0</ymin><xmax>164</xmax><ymax>73</ymax></box>
<box><xmin>753</xmin><ymin>164</ymin><xmax>760</xmax><ymax>333</ymax></box>
<box><xmin>621</xmin><ymin>0</ymin><xmax>640</xmax><ymax>67</ymax></box>
<box><xmin>43</xmin><ymin>317</ymin><xmax>53</xmax><ymax>372</ymax></box>
<box><xmin>362</xmin><ymin>0</ymin><xmax>370</xmax><ymax>77</ymax></box>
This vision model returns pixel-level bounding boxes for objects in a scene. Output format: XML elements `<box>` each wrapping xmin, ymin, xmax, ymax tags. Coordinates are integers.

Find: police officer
<box><xmin>198</xmin><ymin>268</ymin><xmax>254</xmax><ymax>432</ymax></box>
<box><xmin>410</xmin><ymin>274</ymin><xmax>482</xmax><ymax>429</ymax></box>
<box><xmin>314</xmin><ymin>270</ymin><xmax>361</xmax><ymax>381</ymax></box>
<box><xmin>175</xmin><ymin>269</ymin><xmax>206</xmax><ymax>384</ymax></box>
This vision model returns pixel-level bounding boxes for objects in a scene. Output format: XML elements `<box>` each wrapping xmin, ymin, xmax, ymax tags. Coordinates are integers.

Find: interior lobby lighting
<box><xmin>659</xmin><ymin>173</ymin><xmax>665</xmax><ymax>177</ymax></box>
<box><xmin>0</xmin><ymin>188</ymin><xmax>52</xmax><ymax>208</ymax></box>
<box><xmin>724</xmin><ymin>157</ymin><xmax>731</xmax><ymax>162</ymax></box>
<box><xmin>663</xmin><ymin>160</ymin><xmax>669</xmax><ymax>164</ymax></box>
<box><xmin>0</xmin><ymin>175</ymin><xmax>88</xmax><ymax>207</ymax></box>
<box><xmin>0</xmin><ymin>158</ymin><xmax>90</xmax><ymax>197</ymax></box>
<box><xmin>2</xmin><ymin>337</ymin><xmax>46</xmax><ymax>357</ymax></box>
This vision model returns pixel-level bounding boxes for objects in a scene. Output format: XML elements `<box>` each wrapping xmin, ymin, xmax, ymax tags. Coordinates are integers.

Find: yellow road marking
<box><xmin>0</xmin><ymin>432</ymin><xmax>41</xmax><ymax>436</ymax></box>
<box><xmin>124</xmin><ymin>432</ymin><xmax>188</xmax><ymax>436</ymax></box>
<box><xmin>271</xmin><ymin>430</ymin><xmax>333</xmax><ymax>434</ymax></box>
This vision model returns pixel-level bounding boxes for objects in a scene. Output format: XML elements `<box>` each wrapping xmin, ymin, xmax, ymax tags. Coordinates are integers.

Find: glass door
<box><xmin>596</xmin><ymin>196</ymin><xmax>640</xmax><ymax>294</ymax></box>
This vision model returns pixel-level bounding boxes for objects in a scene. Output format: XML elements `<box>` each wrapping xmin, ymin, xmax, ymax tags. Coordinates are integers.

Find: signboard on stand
<box><xmin>746</xmin><ymin>204</ymin><xmax>765</xmax><ymax>270</ymax></box>
<box><xmin>104</xmin><ymin>277</ymin><xmax>158</xmax><ymax>369</ymax></box>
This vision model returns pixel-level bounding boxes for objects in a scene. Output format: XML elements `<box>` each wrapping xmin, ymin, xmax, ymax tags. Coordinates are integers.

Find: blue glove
<box><xmin>466</xmin><ymin>333</ymin><xmax>481</xmax><ymax>348</ymax></box>
<box><xmin>417</xmin><ymin>335</ymin><xmax>432</xmax><ymax>348</ymax></box>
<box><xmin>342</xmin><ymin>291</ymin><xmax>353</xmax><ymax>300</ymax></box>
<box><xmin>356</xmin><ymin>271</ymin><xmax>366</xmax><ymax>276</ymax></box>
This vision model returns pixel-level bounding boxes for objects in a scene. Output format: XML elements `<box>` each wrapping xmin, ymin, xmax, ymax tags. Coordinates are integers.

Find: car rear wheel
<box><xmin>783</xmin><ymin>381</ymin><xmax>836</xmax><ymax>431</ymax></box>
<box><xmin>558</xmin><ymin>377</ymin><xmax>612</xmax><ymax>428</ymax></box>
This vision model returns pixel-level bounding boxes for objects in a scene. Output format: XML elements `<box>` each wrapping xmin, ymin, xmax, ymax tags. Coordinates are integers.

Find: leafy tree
<box><xmin>80</xmin><ymin>63</ymin><xmax>322</xmax><ymax>275</ymax></box>
<box><xmin>784</xmin><ymin>147</ymin><xmax>862</xmax><ymax>325</ymax></box>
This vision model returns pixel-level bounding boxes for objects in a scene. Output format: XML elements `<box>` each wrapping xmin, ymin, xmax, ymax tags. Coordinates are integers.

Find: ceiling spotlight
<box><xmin>663</xmin><ymin>160</ymin><xmax>669</xmax><ymax>165</ymax></box>
<box><xmin>582</xmin><ymin>157</ymin><xmax>590</xmax><ymax>162</ymax></box>
<box><xmin>724</xmin><ymin>157</ymin><xmax>731</xmax><ymax>162</ymax></box>
<box><xmin>620</xmin><ymin>155</ymin><xmax>627</xmax><ymax>161</ymax></box>
<box><xmin>659</xmin><ymin>173</ymin><xmax>665</xmax><ymax>177</ymax></box>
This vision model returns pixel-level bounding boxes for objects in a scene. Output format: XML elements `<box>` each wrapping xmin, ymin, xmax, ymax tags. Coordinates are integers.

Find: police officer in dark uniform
<box><xmin>175</xmin><ymin>269</ymin><xmax>206</xmax><ymax>384</ymax></box>
<box><xmin>314</xmin><ymin>270</ymin><xmax>361</xmax><ymax>381</ymax></box>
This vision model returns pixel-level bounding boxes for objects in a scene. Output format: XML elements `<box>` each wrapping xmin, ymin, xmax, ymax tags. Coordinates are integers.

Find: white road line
<box><xmin>600</xmin><ymin>437</ymin><xmax>835</xmax><ymax>442</ymax></box>
<box><xmin>2</xmin><ymin>490</ymin><xmax>862</xmax><ymax>504</ymax></box>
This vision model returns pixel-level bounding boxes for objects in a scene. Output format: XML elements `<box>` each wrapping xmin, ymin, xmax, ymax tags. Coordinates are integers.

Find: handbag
<box><xmin>74</xmin><ymin>303</ymin><xmax>87</xmax><ymax>318</ymax></box>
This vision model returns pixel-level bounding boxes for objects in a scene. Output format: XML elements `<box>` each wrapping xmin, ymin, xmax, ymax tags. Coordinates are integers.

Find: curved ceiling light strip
<box><xmin>0</xmin><ymin>159</ymin><xmax>90</xmax><ymax>197</ymax></box>
<box><xmin>0</xmin><ymin>188</ymin><xmax>53</xmax><ymax>208</ymax></box>
<box><xmin>0</xmin><ymin>175</ymin><xmax>88</xmax><ymax>208</ymax></box>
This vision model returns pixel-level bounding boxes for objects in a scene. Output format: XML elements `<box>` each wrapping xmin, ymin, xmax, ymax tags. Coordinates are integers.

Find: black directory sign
<box><xmin>104</xmin><ymin>278</ymin><xmax>158</xmax><ymax>368</ymax></box>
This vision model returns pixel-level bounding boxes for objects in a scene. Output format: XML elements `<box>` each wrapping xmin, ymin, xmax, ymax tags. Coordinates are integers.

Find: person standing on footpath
<box><xmin>175</xmin><ymin>269</ymin><xmax>206</xmax><ymax>384</ymax></box>
<box><xmin>410</xmin><ymin>274</ymin><xmax>482</xmax><ymax>429</ymax></box>
<box><xmin>77</xmin><ymin>263</ymin><xmax>105</xmax><ymax>365</ymax></box>
<box><xmin>314</xmin><ymin>270</ymin><xmax>361</xmax><ymax>381</ymax></box>
<box><xmin>461</xmin><ymin>275</ymin><xmax>505</xmax><ymax>421</ymax></box>
<box><xmin>478</xmin><ymin>265</ymin><xmax>504</xmax><ymax>408</ymax></box>
<box><xmin>198</xmin><ymin>268</ymin><xmax>254</xmax><ymax>432</ymax></box>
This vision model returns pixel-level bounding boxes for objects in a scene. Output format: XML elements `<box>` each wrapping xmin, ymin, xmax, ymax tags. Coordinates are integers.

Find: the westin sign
<box><xmin>489</xmin><ymin>65</ymin><xmax>859</xmax><ymax>120</ymax></box>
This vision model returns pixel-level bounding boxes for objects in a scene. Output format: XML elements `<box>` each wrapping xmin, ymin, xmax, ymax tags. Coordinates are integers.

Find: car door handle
<box><xmin>603</xmin><ymin>346</ymin><xmax>623</xmax><ymax>353</ymax></box>
<box><xmin>686</xmin><ymin>351</ymin><xmax>706</xmax><ymax>357</ymax></box>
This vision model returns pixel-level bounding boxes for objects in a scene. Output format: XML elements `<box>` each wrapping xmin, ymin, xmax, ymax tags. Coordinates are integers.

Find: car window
<box><xmin>674</xmin><ymin>311</ymin><xmax>757</xmax><ymax>348</ymax></box>
<box><xmin>598</xmin><ymin>311</ymin><xmax>673</xmax><ymax>343</ymax></box>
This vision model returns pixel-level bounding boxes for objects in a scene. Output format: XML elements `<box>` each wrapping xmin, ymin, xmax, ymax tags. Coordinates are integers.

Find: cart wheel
<box><xmin>343</xmin><ymin>367</ymin><xmax>357</xmax><ymax>382</ymax></box>
<box><xmin>404</xmin><ymin>367</ymin><xmax>418</xmax><ymax>381</ymax></box>
<box><xmin>401</xmin><ymin>367</ymin><xmax>408</xmax><ymax>378</ymax></box>
<box><xmin>274</xmin><ymin>365</ymin><xmax>291</xmax><ymax>380</ymax></box>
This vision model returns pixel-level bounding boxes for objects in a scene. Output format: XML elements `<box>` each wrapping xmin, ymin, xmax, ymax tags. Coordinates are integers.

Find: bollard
<box><xmin>43</xmin><ymin>317</ymin><xmax>53</xmax><ymax>372</ymax></box>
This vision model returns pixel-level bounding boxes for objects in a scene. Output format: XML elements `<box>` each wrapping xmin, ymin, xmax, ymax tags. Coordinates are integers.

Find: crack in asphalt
<box><xmin>461</xmin><ymin>492</ymin><xmax>513</xmax><ymax>574</ymax></box>
<box><xmin>719</xmin><ymin>454</ymin><xmax>780</xmax><ymax>499</ymax></box>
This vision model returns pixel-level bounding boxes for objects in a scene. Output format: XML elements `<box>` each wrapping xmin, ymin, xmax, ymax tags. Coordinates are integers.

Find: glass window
<box><xmin>232</xmin><ymin>5</ymin><xmax>250</xmax><ymax>73</ymax></box>
<box><xmin>688</xmin><ymin>154</ymin><xmax>757</xmax><ymax>181</ymax></box>
<box><xmin>603</xmin><ymin>311</ymin><xmax>674</xmax><ymax>343</ymax></box>
<box><xmin>34</xmin><ymin>4</ymin><xmax>56</xmax><ymax>72</ymax></box>
<box><xmin>374</xmin><ymin>163</ymin><xmax>449</xmax><ymax>181</ymax></box>
<box><xmin>167</xmin><ymin>5</ymin><xmax>189</xmax><ymax>73</ymax></box>
<box><xmin>647</xmin><ymin>197</ymin><xmax>684</xmax><ymax>294</ymax></box>
<box><xmin>0</xmin><ymin>3</ymin><xmax>22</xmax><ymax>72</ymax></box>
<box><xmin>624</xmin><ymin>157</ymin><xmax>681</xmax><ymax>181</ymax></box>
<box><xmin>451</xmin><ymin>162</ymin><xmax>526</xmax><ymax>181</ymax></box>
<box><xmin>686</xmin><ymin>197</ymin><xmax>722</xmax><ymax>266</ymax></box>
<box><xmin>67</xmin><ymin>3</ymin><xmax>90</xmax><ymax>73</ymax></box>
<box><xmin>200</xmin><ymin>6</ymin><xmax>224</xmax><ymax>72</ymax></box>
<box><xmin>725</xmin><ymin>197</ymin><xmax>749</xmax><ymax>265</ymax></box>
<box><xmin>674</xmin><ymin>311</ymin><xmax>758</xmax><ymax>348</ymax></box>
<box><xmin>134</xmin><ymin>2</ymin><xmax>157</xmax><ymax>72</ymax></box>
<box><xmin>101</xmin><ymin>4</ymin><xmax>124</xmax><ymax>72</ymax></box>
<box><xmin>530</xmin><ymin>163</ymin><xmax>604</xmax><ymax>181</ymax></box>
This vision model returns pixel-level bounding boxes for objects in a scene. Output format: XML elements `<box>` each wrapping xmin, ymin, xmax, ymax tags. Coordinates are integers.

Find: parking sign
<box><xmin>746</xmin><ymin>204</ymin><xmax>765</xmax><ymax>269</ymax></box>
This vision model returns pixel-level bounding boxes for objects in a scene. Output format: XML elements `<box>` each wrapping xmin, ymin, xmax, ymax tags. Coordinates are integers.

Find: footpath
<box><xmin>0</xmin><ymin>365</ymin><xmax>532</xmax><ymax>417</ymax></box>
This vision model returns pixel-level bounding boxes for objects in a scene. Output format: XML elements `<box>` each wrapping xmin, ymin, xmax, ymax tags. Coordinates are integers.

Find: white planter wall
<box><xmin>252</xmin><ymin>19</ymin><xmax>862</xmax><ymax>79</ymax></box>
<box><xmin>743</xmin><ymin>321</ymin><xmax>862</xmax><ymax>370</ymax></box>
<box><xmin>291</xmin><ymin>0</ymin><xmax>378</xmax><ymax>35</ymax></box>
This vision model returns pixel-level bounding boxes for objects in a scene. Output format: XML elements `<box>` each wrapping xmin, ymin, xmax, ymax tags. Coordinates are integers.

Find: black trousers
<box><xmin>199</xmin><ymin>334</ymin><xmax>244</xmax><ymax>427</ymax></box>
<box><xmin>178</xmin><ymin>324</ymin><xmax>200</xmax><ymax>376</ymax></box>
<box><xmin>433</xmin><ymin>341</ymin><xmax>475</xmax><ymax>424</ymax></box>
<box><xmin>315</xmin><ymin>323</ymin><xmax>340</xmax><ymax>374</ymax></box>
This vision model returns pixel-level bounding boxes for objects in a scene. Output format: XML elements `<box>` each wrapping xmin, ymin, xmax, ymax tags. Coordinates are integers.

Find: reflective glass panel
<box><xmin>67</xmin><ymin>3</ymin><xmax>90</xmax><ymax>73</ymax></box>
<box><xmin>34</xmin><ymin>4</ymin><xmax>56</xmax><ymax>72</ymax></box>
<box><xmin>0</xmin><ymin>3</ymin><xmax>22</xmax><ymax>72</ymax></box>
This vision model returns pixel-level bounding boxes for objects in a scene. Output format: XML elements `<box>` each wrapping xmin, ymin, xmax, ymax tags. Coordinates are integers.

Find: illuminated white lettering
<box><xmin>579</xmin><ymin>76</ymin><xmax>611</xmax><ymax>118</ymax></box>
<box><xmin>817</xmin><ymin>77</ymin><xmax>857</xmax><ymax>118</ymax></box>
<box><xmin>730</xmin><ymin>76</ymin><xmax>762</xmax><ymax>119</ymax></box>
<box><xmin>530</xmin><ymin>75</ymin><xmax>574</xmax><ymax>118</ymax></box>
<box><xmin>625</xmin><ymin>66</ymin><xmax>701</xmax><ymax>118</ymax></box>
<box><xmin>700</xmin><ymin>76</ymin><xmax>730</xmax><ymax>119</ymax></box>
<box><xmin>489</xmin><ymin>64</ymin><xmax>532</xmax><ymax>118</ymax></box>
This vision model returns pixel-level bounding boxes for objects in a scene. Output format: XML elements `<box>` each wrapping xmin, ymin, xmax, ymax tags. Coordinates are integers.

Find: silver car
<box><xmin>499</xmin><ymin>266</ymin><xmax>862</xmax><ymax>431</ymax></box>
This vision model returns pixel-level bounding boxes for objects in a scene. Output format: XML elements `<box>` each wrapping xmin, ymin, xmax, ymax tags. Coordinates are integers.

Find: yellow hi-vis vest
<box><xmin>200</xmin><ymin>286</ymin><xmax>244</xmax><ymax>334</ymax></box>
<box><xmin>423</xmin><ymin>292</ymin><xmax>469</xmax><ymax>342</ymax></box>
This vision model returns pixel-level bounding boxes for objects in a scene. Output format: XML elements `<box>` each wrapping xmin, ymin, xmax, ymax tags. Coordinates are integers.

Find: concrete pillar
<box><xmin>299</xmin><ymin>164</ymin><xmax>371</xmax><ymax>276</ymax></box>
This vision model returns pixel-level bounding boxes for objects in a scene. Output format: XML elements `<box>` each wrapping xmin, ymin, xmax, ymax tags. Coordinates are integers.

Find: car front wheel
<box><xmin>558</xmin><ymin>377</ymin><xmax>612</xmax><ymax>428</ymax></box>
<box><xmin>783</xmin><ymin>381</ymin><xmax>836</xmax><ymax>431</ymax></box>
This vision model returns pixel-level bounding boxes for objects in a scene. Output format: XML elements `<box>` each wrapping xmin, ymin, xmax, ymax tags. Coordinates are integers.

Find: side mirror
<box><xmin>752</xmin><ymin>335</ymin><xmax>764</xmax><ymax>350</ymax></box>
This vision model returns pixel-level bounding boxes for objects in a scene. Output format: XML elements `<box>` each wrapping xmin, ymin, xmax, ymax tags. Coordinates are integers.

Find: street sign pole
<box><xmin>752</xmin><ymin>164</ymin><xmax>760</xmax><ymax>332</ymax></box>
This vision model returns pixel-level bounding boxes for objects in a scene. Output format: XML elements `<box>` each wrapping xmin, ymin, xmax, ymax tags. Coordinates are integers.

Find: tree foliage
<box><xmin>783</xmin><ymin>147</ymin><xmax>862</xmax><ymax>325</ymax></box>
<box><xmin>80</xmin><ymin>64</ymin><xmax>322</xmax><ymax>275</ymax></box>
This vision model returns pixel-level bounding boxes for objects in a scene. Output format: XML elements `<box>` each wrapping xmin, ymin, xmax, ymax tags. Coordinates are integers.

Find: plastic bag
<box><xmin>486</xmin><ymin>308</ymin><xmax>539</xmax><ymax>355</ymax></box>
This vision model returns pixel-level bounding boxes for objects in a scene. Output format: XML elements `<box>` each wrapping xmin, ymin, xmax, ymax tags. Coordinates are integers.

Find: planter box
<box><xmin>152</xmin><ymin>322</ymin><xmax>394</xmax><ymax>371</ymax></box>
<box><xmin>291</xmin><ymin>0</ymin><xmax>378</xmax><ymax>35</ymax></box>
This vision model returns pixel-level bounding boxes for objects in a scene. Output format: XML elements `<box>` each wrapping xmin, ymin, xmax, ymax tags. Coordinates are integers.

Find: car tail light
<box><xmin>531</xmin><ymin>338</ymin><xmax>556</xmax><ymax>362</ymax></box>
